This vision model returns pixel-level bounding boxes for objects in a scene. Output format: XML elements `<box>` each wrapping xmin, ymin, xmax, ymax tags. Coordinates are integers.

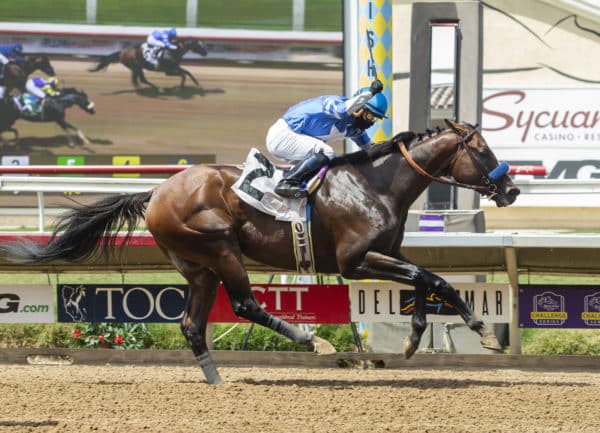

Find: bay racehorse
<box><xmin>88</xmin><ymin>39</ymin><xmax>208</xmax><ymax>89</ymax></box>
<box><xmin>0</xmin><ymin>120</ymin><xmax>519</xmax><ymax>384</ymax></box>
<box><xmin>0</xmin><ymin>88</ymin><xmax>96</xmax><ymax>147</ymax></box>
<box><xmin>0</xmin><ymin>55</ymin><xmax>55</xmax><ymax>96</ymax></box>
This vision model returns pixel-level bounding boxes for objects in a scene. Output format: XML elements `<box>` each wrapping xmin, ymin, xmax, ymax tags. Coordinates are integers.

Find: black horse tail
<box><xmin>88</xmin><ymin>50</ymin><xmax>121</xmax><ymax>72</ymax></box>
<box><xmin>1</xmin><ymin>190</ymin><xmax>153</xmax><ymax>264</ymax></box>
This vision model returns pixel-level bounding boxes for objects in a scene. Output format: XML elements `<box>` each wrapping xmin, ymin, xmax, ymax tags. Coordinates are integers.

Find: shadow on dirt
<box><xmin>107</xmin><ymin>86</ymin><xmax>224</xmax><ymax>100</ymax></box>
<box><xmin>1</xmin><ymin>135</ymin><xmax>113</xmax><ymax>154</ymax></box>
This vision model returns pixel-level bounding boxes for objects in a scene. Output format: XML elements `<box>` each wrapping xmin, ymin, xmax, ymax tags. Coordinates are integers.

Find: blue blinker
<box><xmin>488</xmin><ymin>161</ymin><xmax>509</xmax><ymax>181</ymax></box>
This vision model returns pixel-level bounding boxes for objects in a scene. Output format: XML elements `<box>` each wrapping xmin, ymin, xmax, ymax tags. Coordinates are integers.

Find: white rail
<box><xmin>3</xmin><ymin>175</ymin><xmax>600</xmax><ymax>231</ymax></box>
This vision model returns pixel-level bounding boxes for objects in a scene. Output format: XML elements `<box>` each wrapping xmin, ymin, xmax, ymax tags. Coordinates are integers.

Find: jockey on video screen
<box><xmin>0</xmin><ymin>43</ymin><xmax>25</xmax><ymax>80</ymax></box>
<box><xmin>145</xmin><ymin>28</ymin><xmax>178</xmax><ymax>68</ymax></box>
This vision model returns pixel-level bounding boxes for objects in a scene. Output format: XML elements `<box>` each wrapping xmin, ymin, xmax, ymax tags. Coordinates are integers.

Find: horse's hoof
<box><xmin>480</xmin><ymin>334</ymin><xmax>503</xmax><ymax>352</ymax></box>
<box><xmin>207</xmin><ymin>376</ymin><xmax>225</xmax><ymax>385</ymax></box>
<box><xmin>404</xmin><ymin>336</ymin><xmax>417</xmax><ymax>359</ymax></box>
<box><xmin>313</xmin><ymin>336</ymin><xmax>336</xmax><ymax>355</ymax></box>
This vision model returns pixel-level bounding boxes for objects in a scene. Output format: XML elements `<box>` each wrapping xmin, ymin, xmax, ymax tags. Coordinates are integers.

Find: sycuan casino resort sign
<box><xmin>482</xmin><ymin>88</ymin><xmax>599</xmax><ymax>146</ymax></box>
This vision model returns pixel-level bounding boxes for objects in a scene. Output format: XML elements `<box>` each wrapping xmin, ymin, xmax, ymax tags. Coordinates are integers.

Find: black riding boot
<box><xmin>275</xmin><ymin>152</ymin><xmax>330</xmax><ymax>198</ymax></box>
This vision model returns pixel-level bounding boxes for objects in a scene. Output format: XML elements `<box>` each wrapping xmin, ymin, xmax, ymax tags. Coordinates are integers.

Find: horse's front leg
<box><xmin>56</xmin><ymin>119</ymin><xmax>89</xmax><ymax>147</ymax></box>
<box><xmin>346</xmin><ymin>251</ymin><xmax>502</xmax><ymax>358</ymax></box>
<box><xmin>180</xmin><ymin>67</ymin><xmax>199</xmax><ymax>87</ymax></box>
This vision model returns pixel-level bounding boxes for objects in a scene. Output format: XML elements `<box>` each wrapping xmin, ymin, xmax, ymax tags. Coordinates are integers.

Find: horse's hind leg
<box><xmin>219</xmin><ymin>250</ymin><xmax>335</xmax><ymax>354</ymax></box>
<box><xmin>137</xmin><ymin>69</ymin><xmax>158</xmax><ymax>90</ymax></box>
<box><xmin>174</xmin><ymin>257</ymin><xmax>224</xmax><ymax>384</ymax></box>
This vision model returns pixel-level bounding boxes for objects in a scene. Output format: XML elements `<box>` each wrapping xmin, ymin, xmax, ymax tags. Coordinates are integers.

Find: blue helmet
<box><xmin>13</xmin><ymin>43</ymin><xmax>23</xmax><ymax>54</ymax></box>
<box><xmin>354</xmin><ymin>87</ymin><xmax>388</xmax><ymax>119</ymax></box>
<box><xmin>364</xmin><ymin>93</ymin><xmax>388</xmax><ymax>119</ymax></box>
<box><xmin>168</xmin><ymin>28</ymin><xmax>177</xmax><ymax>39</ymax></box>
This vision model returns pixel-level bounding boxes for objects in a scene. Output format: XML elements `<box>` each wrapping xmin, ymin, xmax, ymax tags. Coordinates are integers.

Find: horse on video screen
<box><xmin>0</xmin><ymin>88</ymin><xmax>96</xmax><ymax>147</ymax></box>
<box><xmin>0</xmin><ymin>55</ymin><xmax>55</xmax><ymax>95</ymax></box>
<box><xmin>88</xmin><ymin>39</ymin><xmax>208</xmax><ymax>89</ymax></box>
<box><xmin>0</xmin><ymin>120</ymin><xmax>519</xmax><ymax>384</ymax></box>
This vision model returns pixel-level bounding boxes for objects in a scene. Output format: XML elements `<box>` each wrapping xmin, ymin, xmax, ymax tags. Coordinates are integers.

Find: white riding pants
<box><xmin>0</xmin><ymin>54</ymin><xmax>9</xmax><ymax>65</ymax></box>
<box><xmin>266</xmin><ymin>119</ymin><xmax>336</xmax><ymax>164</ymax></box>
<box><xmin>25</xmin><ymin>79</ymin><xmax>46</xmax><ymax>98</ymax></box>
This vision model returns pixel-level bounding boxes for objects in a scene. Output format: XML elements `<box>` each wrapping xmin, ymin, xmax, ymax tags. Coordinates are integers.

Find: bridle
<box><xmin>398</xmin><ymin>126</ymin><xmax>504</xmax><ymax>197</ymax></box>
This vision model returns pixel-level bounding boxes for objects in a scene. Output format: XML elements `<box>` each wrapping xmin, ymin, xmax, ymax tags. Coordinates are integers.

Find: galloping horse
<box><xmin>0</xmin><ymin>88</ymin><xmax>96</xmax><ymax>147</ymax></box>
<box><xmin>0</xmin><ymin>55</ymin><xmax>55</xmax><ymax>95</ymax></box>
<box><xmin>1</xmin><ymin>120</ymin><xmax>519</xmax><ymax>384</ymax></box>
<box><xmin>88</xmin><ymin>39</ymin><xmax>208</xmax><ymax>89</ymax></box>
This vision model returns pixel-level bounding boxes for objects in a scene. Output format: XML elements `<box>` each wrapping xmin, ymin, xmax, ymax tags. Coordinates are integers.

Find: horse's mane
<box><xmin>329</xmin><ymin>131</ymin><xmax>416</xmax><ymax>167</ymax></box>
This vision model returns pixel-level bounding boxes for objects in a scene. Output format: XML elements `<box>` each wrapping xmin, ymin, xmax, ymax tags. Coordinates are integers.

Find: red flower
<box><xmin>114</xmin><ymin>335</ymin><xmax>124</xmax><ymax>345</ymax></box>
<box><xmin>98</xmin><ymin>333</ymin><xmax>106</xmax><ymax>343</ymax></box>
<box><xmin>72</xmin><ymin>328</ymin><xmax>82</xmax><ymax>339</ymax></box>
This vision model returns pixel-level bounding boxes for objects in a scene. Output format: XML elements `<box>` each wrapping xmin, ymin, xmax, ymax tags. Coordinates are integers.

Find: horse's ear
<box><xmin>444</xmin><ymin>119</ymin><xmax>467</xmax><ymax>135</ymax></box>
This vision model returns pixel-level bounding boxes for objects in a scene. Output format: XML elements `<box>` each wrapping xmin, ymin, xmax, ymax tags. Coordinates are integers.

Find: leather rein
<box><xmin>398</xmin><ymin>128</ymin><xmax>499</xmax><ymax>197</ymax></box>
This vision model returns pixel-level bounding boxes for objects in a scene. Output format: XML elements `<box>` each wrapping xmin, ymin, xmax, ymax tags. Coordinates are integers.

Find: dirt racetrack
<box><xmin>1</xmin><ymin>364</ymin><xmax>599</xmax><ymax>433</ymax></box>
<box><xmin>4</xmin><ymin>59</ymin><xmax>342</xmax><ymax>164</ymax></box>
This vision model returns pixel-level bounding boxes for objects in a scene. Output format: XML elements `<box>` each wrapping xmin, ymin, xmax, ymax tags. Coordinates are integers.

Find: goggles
<box><xmin>363</xmin><ymin>110</ymin><xmax>382</xmax><ymax>122</ymax></box>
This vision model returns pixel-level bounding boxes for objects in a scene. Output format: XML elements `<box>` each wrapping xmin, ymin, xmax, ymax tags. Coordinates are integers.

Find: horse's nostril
<box><xmin>509</xmin><ymin>187</ymin><xmax>520</xmax><ymax>197</ymax></box>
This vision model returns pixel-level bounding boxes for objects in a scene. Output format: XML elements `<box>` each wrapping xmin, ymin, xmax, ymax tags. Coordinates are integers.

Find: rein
<box><xmin>398</xmin><ymin>128</ymin><xmax>499</xmax><ymax>196</ymax></box>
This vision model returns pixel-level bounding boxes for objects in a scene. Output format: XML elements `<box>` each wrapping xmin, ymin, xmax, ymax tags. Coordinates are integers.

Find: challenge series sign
<box><xmin>350</xmin><ymin>282</ymin><xmax>509</xmax><ymax>323</ymax></box>
<box><xmin>57</xmin><ymin>283</ymin><xmax>349</xmax><ymax>324</ymax></box>
<box><xmin>519</xmin><ymin>285</ymin><xmax>600</xmax><ymax>328</ymax></box>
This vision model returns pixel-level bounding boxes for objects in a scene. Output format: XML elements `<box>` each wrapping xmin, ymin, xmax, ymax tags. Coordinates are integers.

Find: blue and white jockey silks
<box><xmin>0</xmin><ymin>43</ymin><xmax>25</xmax><ymax>65</ymax></box>
<box><xmin>266</xmin><ymin>91</ymin><xmax>374</xmax><ymax>163</ymax></box>
<box><xmin>144</xmin><ymin>29</ymin><xmax>178</xmax><ymax>67</ymax></box>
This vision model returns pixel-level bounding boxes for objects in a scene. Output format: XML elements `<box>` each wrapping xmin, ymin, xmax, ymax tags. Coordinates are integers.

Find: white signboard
<box><xmin>350</xmin><ymin>282</ymin><xmax>510</xmax><ymax>323</ymax></box>
<box><xmin>482</xmin><ymin>88</ymin><xmax>600</xmax><ymax>178</ymax></box>
<box><xmin>0</xmin><ymin>285</ymin><xmax>54</xmax><ymax>323</ymax></box>
<box><xmin>2</xmin><ymin>155</ymin><xmax>29</xmax><ymax>177</ymax></box>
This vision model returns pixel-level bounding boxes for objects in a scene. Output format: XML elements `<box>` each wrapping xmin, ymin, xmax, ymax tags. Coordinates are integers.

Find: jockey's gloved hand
<box><xmin>369</xmin><ymin>79</ymin><xmax>384</xmax><ymax>95</ymax></box>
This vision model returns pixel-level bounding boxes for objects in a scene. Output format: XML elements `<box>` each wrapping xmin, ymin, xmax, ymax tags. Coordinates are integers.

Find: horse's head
<box><xmin>183</xmin><ymin>39</ymin><xmax>208</xmax><ymax>57</ymax></box>
<box><xmin>61</xmin><ymin>89</ymin><xmax>96</xmax><ymax>114</ymax></box>
<box><xmin>444</xmin><ymin>119</ymin><xmax>519</xmax><ymax>207</ymax></box>
<box><xmin>30</xmin><ymin>55</ymin><xmax>55</xmax><ymax>76</ymax></box>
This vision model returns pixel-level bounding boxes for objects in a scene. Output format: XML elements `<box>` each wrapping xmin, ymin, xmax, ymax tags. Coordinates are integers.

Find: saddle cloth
<box><xmin>141</xmin><ymin>43</ymin><xmax>162</xmax><ymax>67</ymax></box>
<box><xmin>232</xmin><ymin>148</ymin><xmax>307</xmax><ymax>222</ymax></box>
<box><xmin>232</xmin><ymin>148</ymin><xmax>316</xmax><ymax>273</ymax></box>
<box><xmin>13</xmin><ymin>94</ymin><xmax>43</xmax><ymax>118</ymax></box>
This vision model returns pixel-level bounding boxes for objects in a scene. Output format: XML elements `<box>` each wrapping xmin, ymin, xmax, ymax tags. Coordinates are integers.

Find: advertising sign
<box><xmin>482</xmin><ymin>88</ymin><xmax>600</xmax><ymax>178</ymax></box>
<box><xmin>519</xmin><ymin>285</ymin><xmax>600</xmax><ymax>328</ymax></box>
<box><xmin>350</xmin><ymin>282</ymin><xmax>509</xmax><ymax>323</ymax></box>
<box><xmin>0</xmin><ymin>285</ymin><xmax>54</xmax><ymax>323</ymax></box>
<box><xmin>57</xmin><ymin>283</ymin><xmax>349</xmax><ymax>324</ymax></box>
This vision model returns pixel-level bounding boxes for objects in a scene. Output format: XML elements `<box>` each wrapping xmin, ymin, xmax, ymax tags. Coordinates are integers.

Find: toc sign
<box><xmin>57</xmin><ymin>283</ymin><xmax>349</xmax><ymax>324</ymax></box>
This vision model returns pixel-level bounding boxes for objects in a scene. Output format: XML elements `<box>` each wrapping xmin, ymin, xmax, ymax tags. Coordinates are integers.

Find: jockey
<box><xmin>266</xmin><ymin>79</ymin><xmax>388</xmax><ymax>198</ymax></box>
<box><xmin>145</xmin><ymin>28</ymin><xmax>178</xmax><ymax>67</ymax></box>
<box><xmin>0</xmin><ymin>43</ymin><xmax>25</xmax><ymax>80</ymax></box>
<box><xmin>25</xmin><ymin>76</ymin><xmax>60</xmax><ymax>99</ymax></box>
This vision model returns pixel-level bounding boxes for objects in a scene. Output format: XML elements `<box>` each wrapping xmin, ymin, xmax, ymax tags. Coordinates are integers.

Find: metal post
<box><xmin>292</xmin><ymin>0</ymin><xmax>305</xmax><ymax>31</ymax></box>
<box><xmin>186</xmin><ymin>0</ymin><xmax>198</xmax><ymax>27</ymax></box>
<box><xmin>505</xmin><ymin>247</ymin><xmax>521</xmax><ymax>354</ymax></box>
<box><xmin>37</xmin><ymin>191</ymin><xmax>45</xmax><ymax>232</ymax></box>
<box><xmin>86</xmin><ymin>0</ymin><xmax>97</xmax><ymax>24</ymax></box>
